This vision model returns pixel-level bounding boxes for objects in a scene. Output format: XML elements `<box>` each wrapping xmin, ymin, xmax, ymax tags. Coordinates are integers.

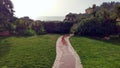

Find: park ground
<box><xmin>0</xmin><ymin>34</ymin><xmax>120</xmax><ymax>68</ymax></box>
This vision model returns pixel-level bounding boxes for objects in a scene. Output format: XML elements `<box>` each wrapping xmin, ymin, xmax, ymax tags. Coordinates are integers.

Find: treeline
<box><xmin>43</xmin><ymin>22</ymin><xmax>73</xmax><ymax>34</ymax></box>
<box><xmin>0</xmin><ymin>0</ymin><xmax>73</xmax><ymax>36</ymax></box>
<box><xmin>7</xmin><ymin>17</ymin><xmax>73</xmax><ymax>36</ymax></box>
<box><xmin>74</xmin><ymin>17</ymin><xmax>117</xmax><ymax>37</ymax></box>
<box><xmin>12</xmin><ymin>18</ymin><xmax>73</xmax><ymax>36</ymax></box>
<box><xmin>0</xmin><ymin>0</ymin><xmax>120</xmax><ymax>38</ymax></box>
<box><xmin>73</xmin><ymin>2</ymin><xmax>120</xmax><ymax>38</ymax></box>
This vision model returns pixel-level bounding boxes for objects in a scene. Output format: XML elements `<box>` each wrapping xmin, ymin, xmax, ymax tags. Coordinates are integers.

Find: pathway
<box><xmin>52</xmin><ymin>34</ymin><xmax>83</xmax><ymax>68</ymax></box>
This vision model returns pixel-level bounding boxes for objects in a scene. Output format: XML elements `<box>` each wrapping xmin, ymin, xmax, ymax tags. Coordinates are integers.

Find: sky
<box><xmin>11</xmin><ymin>0</ymin><xmax>120</xmax><ymax>20</ymax></box>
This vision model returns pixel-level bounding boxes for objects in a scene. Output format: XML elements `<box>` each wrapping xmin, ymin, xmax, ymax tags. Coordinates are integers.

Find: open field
<box><xmin>70</xmin><ymin>36</ymin><xmax>120</xmax><ymax>68</ymax></box>
<box><xmin>0</xmin><ymin>34</ymin><xmax>59</xmax><ymax>68</ymax></box>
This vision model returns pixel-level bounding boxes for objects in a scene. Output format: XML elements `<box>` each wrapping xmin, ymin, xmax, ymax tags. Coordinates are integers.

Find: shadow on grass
<box><xmin>85</xmin><ymin>36</ymin><xmax>120</xmax><ymax>46</ymax></box>
<box><xmin>103</xmin><ymin>37</ymin><xmax>120</xmax><ymax>46</ymax></box>
<box><xmin>0</xmin><ymin>37</ymin><xmax>11</xmax><ymax>57</ymax></box>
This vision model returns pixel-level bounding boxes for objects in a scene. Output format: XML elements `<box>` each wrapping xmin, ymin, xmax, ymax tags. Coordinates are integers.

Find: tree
<box><xmin>101</xmin><ymin>8</ymin><xmax>110</xmax><ymax>20</ymax></box>
<box><xmin>15</xmin><ymin>17</ymin><xmax>34</xmax><ymax>35</ymax></box>
<box><xmin>114</xmin><ymin>4</ymin><xmax>120</xmax><ymax>36</ymax></box>
<box><xmin>75</xmin><ymin>17</ymin><xmax>104</xmax><ymax>37</ymax></box>
<box><xmin>0</xmin><ymin>0</ymin><xmax>14</xmax><ymax>32</ymax></box>
<box><xmin>114</xmin><ymin>4</ymin><xmax>120</xmax><ymax>18</ymax></box>
<box><xmin>92</xmin><ymin>4</ymin><xmax>96</xmax><ymax>17</ymax></box>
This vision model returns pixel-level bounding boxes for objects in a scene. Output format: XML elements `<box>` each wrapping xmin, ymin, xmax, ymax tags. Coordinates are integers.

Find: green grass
<box><xmin>70</xmin><ymin>36</ymin><xmax>120</xmax><ymax>68</ymax></box>
<box><xmin>0</xmin><ymin>34</ymin><xmax>59</xmax><ymax>68</ymax></box>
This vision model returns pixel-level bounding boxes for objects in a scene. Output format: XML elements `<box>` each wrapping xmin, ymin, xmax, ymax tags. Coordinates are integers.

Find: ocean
<box><xmin>38</xmin><ymin>16</ymin><xmax>65</xmax><ymax>21</ymax></box>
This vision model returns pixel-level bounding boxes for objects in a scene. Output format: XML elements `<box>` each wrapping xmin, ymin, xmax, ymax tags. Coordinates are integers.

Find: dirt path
<box><xmin>52</xmin><ymin>34</ymin><xmax>83</xmax><ymax>68</ymax></box>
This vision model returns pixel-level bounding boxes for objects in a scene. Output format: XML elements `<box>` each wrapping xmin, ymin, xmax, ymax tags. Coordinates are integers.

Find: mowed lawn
<box><xmin>70</xmin><ymin>36</ymin><xmax>120</xmax><ymax>68</ymax></box>
<box><xmin>0</xmin><ymin>34</ymin><xmax>59</xmax><ymax>68</ymax></box>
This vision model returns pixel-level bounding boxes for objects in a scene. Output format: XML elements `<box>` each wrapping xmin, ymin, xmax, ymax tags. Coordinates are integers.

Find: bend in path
<box><xmin>52</xmin><ymin>34</ymin><xmax>83</xmax><ymax>68</ymax></box>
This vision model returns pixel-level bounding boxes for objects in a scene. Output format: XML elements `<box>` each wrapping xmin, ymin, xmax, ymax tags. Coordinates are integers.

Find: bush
<box><xmin>75</xmin><ymin>18</ymin><xmax>104</xmax><ymax>37</ymax></box>
<box><xmin>32</xmin><ymin>22</ymin><xmax>46</xmax><ymax>35</ymax></box>
<box><xmin>24</xmin><ymin>29</ymin><xmax>36</xmax><ymax>36</ymax></box>
<box><xmin>36</xmin><ymin>27</ymin><xmax>46</xmax><ymax>35</ymax></box>
<box><xmin>75</xmin><ymin>17</ymin><xmax>118</xmax><ymax>37</ymax></box>
<box><xmin>43</xmin><ymin>22</ymin><xmax>73</xmax><ymax>34</ymax></box>
<box><xmin>101</xmin><ymin>19</ymin><xmax>117</xmax><ymax>35</ymax></box>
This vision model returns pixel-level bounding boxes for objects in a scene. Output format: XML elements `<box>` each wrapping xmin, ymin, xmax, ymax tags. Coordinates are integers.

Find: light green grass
<box><xmin>70</xmin><ymin>36</ymin><xmax>120</xmax><ymax>68</ymax></box>
<box><xmin>0</xmin><ymin>34</ymin><xmax>59</xmax><ymax>68</ymax></box>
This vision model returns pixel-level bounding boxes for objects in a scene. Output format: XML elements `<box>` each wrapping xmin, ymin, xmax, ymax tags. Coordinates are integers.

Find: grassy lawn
<box><xmin>70</xmin><ymin>36</ymin><xmax>120</xmax><ymax>68</ymax></box>
<box><xmin>0</xmin><ymin>34</ymin><xmax>59</xmax><ymax>68</ymax></box>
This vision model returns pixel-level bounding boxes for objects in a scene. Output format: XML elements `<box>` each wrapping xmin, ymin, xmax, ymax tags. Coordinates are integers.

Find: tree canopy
<box><xmin>0</xmin><ymin>0</ymin><xmax>14</xmax><ymax>32</ymax></box>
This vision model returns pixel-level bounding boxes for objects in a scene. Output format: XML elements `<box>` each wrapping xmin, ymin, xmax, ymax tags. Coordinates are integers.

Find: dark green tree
<box><xmin>0</xmin><ymin>0</ymin><xmax>14</xmax><ymax>32</ymax></box>
<box><xmin>115</xmin><ymin>4</ymin><xmax>120</xmax><ymax>18</ymax></box>
<box><xmin>92</xmin><ymin>4</ymin><xmax>96</xmax><ymax>17</ymax></box>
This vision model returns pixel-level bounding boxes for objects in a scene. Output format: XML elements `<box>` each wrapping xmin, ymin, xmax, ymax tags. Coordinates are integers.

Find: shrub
<box><xmin>24</xmin><ymin>29</ymin><xmax>36</xmax><ymax>36</ymax></box>
<box><xmin>75</xmin><ymin>18</ymin><xmax>104</xmax><ymax>37</ymax></box>
<box><xmin>36</xmin><ymin>27</ymin><xmax>46</xmax><ymax>35</ymax></box>
<box><xmin>43</xmin><ymin>22</ymin><xmax>73</xmax><ymax>34</ymax></box>
<box><xmin>75</xmin><ymin>17</ymin><xmax>117</xmax><ymax>37</ymax></box>
<box><xmin>101</xmin><ymin>19</ymin><xmax>117</xmax><ymax>35</ymax></box>
<box><xmin>32</xmin><ymin>22</ymin><xmax>46</xmax><ymax>35</ymax></box>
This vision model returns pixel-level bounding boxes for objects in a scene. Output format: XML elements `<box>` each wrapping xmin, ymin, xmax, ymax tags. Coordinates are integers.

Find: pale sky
<box><xmin>11</xmin><ymin>0</ymin><xmax>120</xmax><ymax>19</ymax></box>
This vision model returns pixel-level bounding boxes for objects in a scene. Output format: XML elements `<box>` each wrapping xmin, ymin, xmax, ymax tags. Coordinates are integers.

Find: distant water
<box><xmin>38</xmin><ymin>16</ymin><xmax>65</xmax><ymax>21</ymax></box>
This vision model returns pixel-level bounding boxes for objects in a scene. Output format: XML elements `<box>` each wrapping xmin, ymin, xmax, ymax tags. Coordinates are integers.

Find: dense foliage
<box><xmin>12</xmin><ymin>18</ymin><xmax>73</xmax><ymax>36</ymax></box>
<box><xmin>74</xmin><ymin>2</ymin><xmax>120</xmax><ymax>37</ymax></box>
<box><xmin>0</xmin><ymin>1</ymin><xmax>120</xmax><ymax>37</ymax></box>
<box><xmin>0</xmin><ymin>0</ymin><xmax>14</xmax><ymax>32</ymax></box>
<box><xmin>75</xmin><ymin>18</ymin><xmax>103</xmax><ymax>37</ymax></box>
<box><xmin>43</xmin><ymin>22</ymin><xmax>73</xmax><ymax>34</ymax></box>
<box><xmin>75</xmin><ymin>17</ymin><xmax>117</xmax><ymax>37</ymax></box>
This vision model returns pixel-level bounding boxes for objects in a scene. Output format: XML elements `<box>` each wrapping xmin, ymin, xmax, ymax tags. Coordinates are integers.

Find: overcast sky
<box><xmin>11</xmin><ymin>0</ymin><xmax>120</xmax><ymax>19</ymax></box>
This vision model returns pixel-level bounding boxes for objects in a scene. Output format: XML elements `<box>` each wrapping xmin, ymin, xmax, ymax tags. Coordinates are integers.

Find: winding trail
<box><xmin>52</xmin><ymin>34</ymin><xmax>83</xmax><ymax>68</ymax></box>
